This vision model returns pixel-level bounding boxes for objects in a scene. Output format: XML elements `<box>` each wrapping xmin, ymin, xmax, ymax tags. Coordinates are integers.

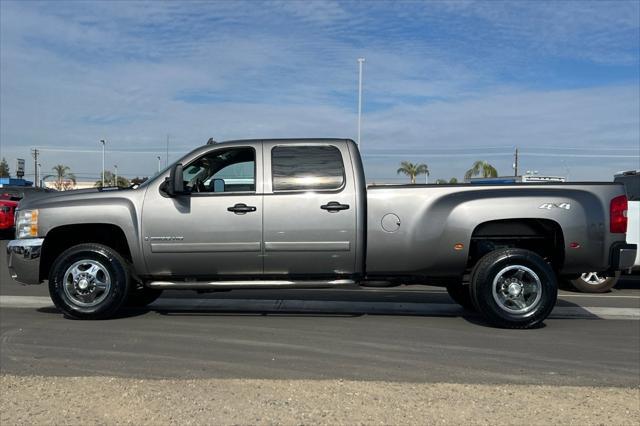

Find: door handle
<box><xmin>227</xmin><ymin>203</ymin><xmax>257</xmax><ymax>214</ymax></box>
<box><xmin>320</xmin><ymin>201</ymin><xmax>350</xmax><ymax>212</ymax></box>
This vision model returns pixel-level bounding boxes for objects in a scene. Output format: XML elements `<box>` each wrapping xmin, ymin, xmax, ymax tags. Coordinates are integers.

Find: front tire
<box><xmin>470</xmin><ymin>248</ymin><xmax>557</xmax><ymax>329</ymax></box>
<box><xmin>49</xmin><ymin>243</ymin><xmax>130</xmax><ymax>320</ymax></box>
<box><xmin>569</xmin><ymin>272</ymin><xmax>620</xmax><ymax>293</ymax></box>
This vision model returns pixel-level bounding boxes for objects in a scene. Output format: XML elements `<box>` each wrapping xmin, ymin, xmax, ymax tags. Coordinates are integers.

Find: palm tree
<box><xmin>464</xmin><ymin>161</ymin><xmax>498</xmax><ymax>181</ymax></box>
<box><xmin>45</xmin><ymin>164</ymin><xmax>76</xmax><ymax>191</ymax></box>
<box><xmin>397</xmin><ymin>161</ymin><xmax>429</xmax><ymax>184</ymax></box>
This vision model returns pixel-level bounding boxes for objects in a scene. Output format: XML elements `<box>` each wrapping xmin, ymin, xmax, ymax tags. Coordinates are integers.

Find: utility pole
<box><xmin>513</xmin><ymin>147</ymin><xmax>519</xmax><ymax>177</ymax></box>
<box><xmin>114</xmin><ymin>165</ymin><xmax>118</xmax><ymax>187</ymax></box>
<box><xmin>31</xmin><ymin>148</ymin><xmax>39</xmax><ymax>187</ymax></box>
<box><xmin>157</xmin><ymin>156</ymin><xmax>161</xmax><ymax>173</ymax></box>
<box><xmin>100</xmin><ymin>140</ymin><xmax>106</xmax><ymax>188</ymax></box>
<box><xmin>357</xmin><ymin>57</ymin><xmax>365</xmax><ymax>148</ymax></box>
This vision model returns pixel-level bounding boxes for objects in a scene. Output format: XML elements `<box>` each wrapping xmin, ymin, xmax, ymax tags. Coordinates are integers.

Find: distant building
<box><xmin>0</xmin><ymin>178</ymin><xmax>34</xmax><ymax>187</ymax></box>
<box><xmin>470</xmin><ymin>174</ymin><xmax>566</xmax><ymax>184</ymax></box>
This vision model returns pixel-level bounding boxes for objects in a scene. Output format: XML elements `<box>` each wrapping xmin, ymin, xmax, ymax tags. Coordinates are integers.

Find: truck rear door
<box><xmin>262</xmin><ymin>141</ymin><xmax>358</xmax><ymax>276</ymax></box>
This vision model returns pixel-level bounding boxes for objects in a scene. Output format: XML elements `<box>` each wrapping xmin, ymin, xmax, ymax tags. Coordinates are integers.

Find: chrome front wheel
<box><xmin>49</xmin><ymin>243</ymin><xmax>130</xmax><ymax>320</ymax></box>
<box><xmin>63</xmin><ymin>259</ymin><xmax>112</xmax><ymax>307</ymax></box>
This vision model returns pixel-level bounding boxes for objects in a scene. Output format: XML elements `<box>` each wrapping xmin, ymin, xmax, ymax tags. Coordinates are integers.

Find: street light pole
<box><xmin>357</xmin><ymin>57</ymin><xmax>365</xmax><ymax>148</ymax></box>
<box><xmin>166</xmin><ymin>134</ymin><xmax>170</xmax><ymax>168</ymax></box>
<box><xmin>100</xmin><ymin>140</ymin><xmax>106</xmax><ymax>188</ymax></box>
<box><xmin>114</xmin><ymin>165</ymin><xmax>118</xmax><ymax>188</ymax></box>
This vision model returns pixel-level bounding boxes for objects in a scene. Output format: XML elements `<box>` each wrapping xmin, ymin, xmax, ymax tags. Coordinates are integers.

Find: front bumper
<box><xmin>610</xmin><ymin>242</ymin><xmax>637</xmax><ymax>272</ymax></box>
<box><xmin>6</xmin><ymin>238</ymin><xmax>44</xmax><ymax>285</ymax></box>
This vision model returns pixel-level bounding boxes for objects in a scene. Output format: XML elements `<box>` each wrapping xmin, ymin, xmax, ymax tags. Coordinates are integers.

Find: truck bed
<box><xmin>365</xmin><ymin>182</ymin><xmax>626</xmax><ymax>277</ymax></box>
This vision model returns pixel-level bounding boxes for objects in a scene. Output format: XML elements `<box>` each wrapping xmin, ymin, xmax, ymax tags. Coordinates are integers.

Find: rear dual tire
<box><xmin>469</xmin><ymin>248</ymin><xmax>557</xmax><ymax>329</ymax></box>
<box><xmin>446</xmin><ymin>283</ymin><xmax>475</xmax><ymax>311</ymax></box>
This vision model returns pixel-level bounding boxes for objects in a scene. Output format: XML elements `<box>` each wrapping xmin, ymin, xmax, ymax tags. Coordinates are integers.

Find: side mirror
<box><xmin>212</xmin><ymin>178</ymin><xmax>225</xmax><ymax>193</ymax></box>
<box><xmin>164</xmin><ymin>163</ymin><xmax>185</xmax><ymax>196</ymax></box>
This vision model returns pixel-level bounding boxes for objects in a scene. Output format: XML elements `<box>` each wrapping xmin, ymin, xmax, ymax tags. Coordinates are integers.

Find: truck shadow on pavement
<box><xmin>33</xmin><ymin>286</ymin><xmax>609</xmax><ymax>328</ymax></box>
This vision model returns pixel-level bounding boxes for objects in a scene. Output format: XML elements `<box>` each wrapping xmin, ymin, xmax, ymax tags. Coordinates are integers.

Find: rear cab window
<box><xmin>271</xmin><ymin>145</ymin><xmax>345</xmax><ymax>192</ymax></box>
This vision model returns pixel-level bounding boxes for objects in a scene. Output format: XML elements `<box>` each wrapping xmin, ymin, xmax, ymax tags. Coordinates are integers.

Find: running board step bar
<box><xmin>147</xmin><ymin>279</ymin><xmax>356</xmax><ymax>290</ymax></box>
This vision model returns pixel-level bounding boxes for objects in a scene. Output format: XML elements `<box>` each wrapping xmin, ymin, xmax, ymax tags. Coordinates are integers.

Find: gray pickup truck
<box><xmin>7</xmin><ymin>139</ymin><xmax>636</xmax><ymax>328</ymax></box>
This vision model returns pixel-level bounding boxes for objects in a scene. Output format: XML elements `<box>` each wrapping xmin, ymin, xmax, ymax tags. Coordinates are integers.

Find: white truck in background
<box><xmin>570</xmin><ymin>171</ymin><xmax>639</xmax><ymax>292</ymax></box>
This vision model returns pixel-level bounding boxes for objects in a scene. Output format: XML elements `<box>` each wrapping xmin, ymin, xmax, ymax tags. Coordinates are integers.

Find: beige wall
<box><xmin>44</xmin><ymin>181</ymin><xmax>96</xmax><ymax>190</ymax></box>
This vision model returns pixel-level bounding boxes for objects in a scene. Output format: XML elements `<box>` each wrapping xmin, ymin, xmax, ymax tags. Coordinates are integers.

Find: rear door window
<box><xmin>271</xmin><ymin>146</ymin><xmax>345</xmax><ymax>191</ymax></box>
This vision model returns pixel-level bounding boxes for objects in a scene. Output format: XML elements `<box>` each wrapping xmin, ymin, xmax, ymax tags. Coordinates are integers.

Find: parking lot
<box><xmin>1</xmin><ymin>239</ymin><xmax>639</xmax><ymax>424</ymax></box>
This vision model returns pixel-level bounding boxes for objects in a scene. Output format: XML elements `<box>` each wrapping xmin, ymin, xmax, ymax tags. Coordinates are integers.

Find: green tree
<box><xmin>464</xmin><ymin>161</ymin><xmax>498</xmax><ymax>181</ymax></box>
<box><xmin>396</xmin><ymin>161</ymin><xmax>429</xmax><ymax>184</ymax></box>
<box><xmin>130</xmin><ymin>176</ymin><xmax>148</xmax><ymax>186</ymax></box>
<box><xmin>45</xmin><ymin>164</ymin><xmax>76</xmax><ymax>191</ymax></box>
<box><xmin>435</xmin><ymin>178</ymin><xmax>458</xmax><ymax>184</ymax></box>
<box><xmin>95</xmin><ymin>170</ymin><xmax>130</xmax><ymax>188</ymax></box>
<box><xmin>0</xmin><ymin>158</ymin><xmax>9</xmax><ymax>178</ymax></box>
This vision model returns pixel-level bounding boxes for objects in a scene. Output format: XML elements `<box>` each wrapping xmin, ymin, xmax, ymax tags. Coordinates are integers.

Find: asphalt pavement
<box><xmin>1</xmin><ymin>240</ymin><xmax>639</xmax><ymax>387</ymax></box>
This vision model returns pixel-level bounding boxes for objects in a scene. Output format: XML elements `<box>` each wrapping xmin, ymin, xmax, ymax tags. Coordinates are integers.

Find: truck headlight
<box><xmin>15</xmin><ymin>209</ymin><xmax>39</xmax><ymax>239</ymax></box>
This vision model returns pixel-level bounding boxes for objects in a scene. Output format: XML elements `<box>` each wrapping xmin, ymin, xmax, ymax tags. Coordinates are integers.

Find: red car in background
<box><xmin>0</xmin><ymin>196</ymin><xmax>19</xmax><ymax>233</ymax></box>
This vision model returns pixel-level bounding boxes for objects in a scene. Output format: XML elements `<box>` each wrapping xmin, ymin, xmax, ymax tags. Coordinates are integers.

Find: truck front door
<box><xmin>141</xmin><ymin>144</ymin><xmax>263</xmax><ymax>278</ymax></box>
<box><xmin>262</xmin><ymin>142</ymin><xmax>358</xmax><ymax>276</ymax></box>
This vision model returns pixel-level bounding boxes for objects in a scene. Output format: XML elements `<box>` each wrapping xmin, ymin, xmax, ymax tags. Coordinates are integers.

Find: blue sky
<box><xmin>0</xmin><ymin>0</ymin><xmax>638</xmax><ymax>182</ymax></box>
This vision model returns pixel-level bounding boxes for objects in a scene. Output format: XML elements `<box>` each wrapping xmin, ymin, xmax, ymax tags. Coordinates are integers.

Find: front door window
<box><xmin>182</xmin><ymin>147</ymin><xmax>255</xmax><ymax>194</ymax></box>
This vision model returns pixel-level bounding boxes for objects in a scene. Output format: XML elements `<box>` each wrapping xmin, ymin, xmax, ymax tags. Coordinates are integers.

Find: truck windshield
<box><xmin>135</xmin><ymin>163</ymin><xmax>174</xmax><ymax>189</ymax></box>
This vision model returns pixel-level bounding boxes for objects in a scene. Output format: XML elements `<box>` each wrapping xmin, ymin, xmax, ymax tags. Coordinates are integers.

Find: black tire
<box><xmin>469</xmin><ymin>248</ymin><xmax>557</xmax><ymax>329</ymax></box>
<box><xmin>569</xmin><ymin>272</ymin><xmax>620</xmax><ymax>293</ymax></box>
<box><xmin>48</xmin><ymin>243</ymin><xmax>130</xmax><ymax>320</ymax></box>
<box><xmin>446</xmin><ymin>283</ymin><xmax>475</xmax><ymax>311</ymax></box>
<box><xmin>126</xmin><ymin>285</ymin><xmax>163</xmax><ymax>307</ymax></box>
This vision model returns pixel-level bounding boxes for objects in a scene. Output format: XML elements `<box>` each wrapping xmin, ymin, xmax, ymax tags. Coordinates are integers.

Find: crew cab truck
<box><xmin>7</xmin><ymin>139</ymin><xmax>636</xmax><ymax>328</ymax></box>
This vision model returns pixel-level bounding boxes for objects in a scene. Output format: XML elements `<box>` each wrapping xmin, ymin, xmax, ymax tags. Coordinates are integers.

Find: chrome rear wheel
<box><xmin>470</xmin><ymin>248</ymin><xmax>557</xmax><ymax>329</ymax></box>
<box><xmin>492</xmin><ymin>265</ymin><xmax>542</xmax><ymax>315</ymax></box>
